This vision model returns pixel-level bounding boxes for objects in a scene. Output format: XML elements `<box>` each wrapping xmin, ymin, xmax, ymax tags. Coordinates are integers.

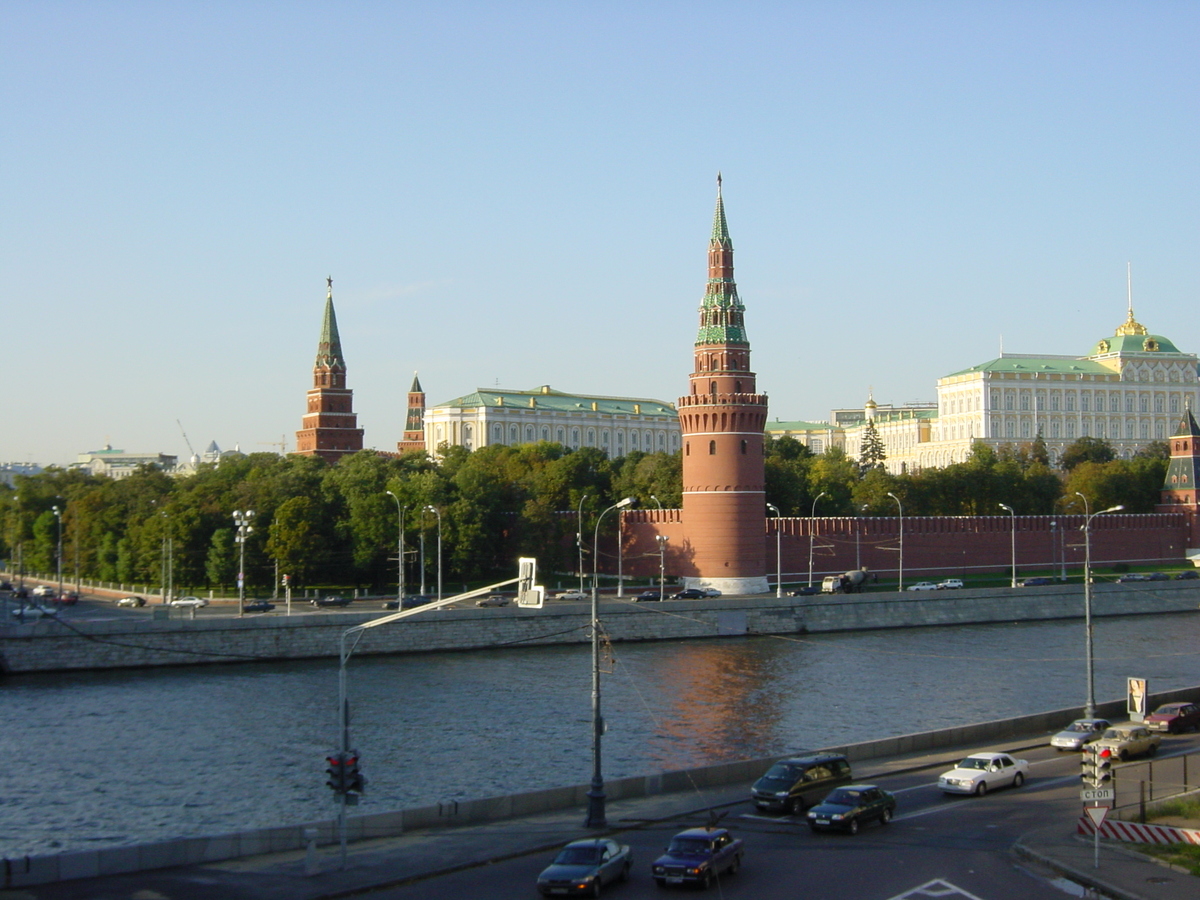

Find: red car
<box><xmin>1145</xmin><ymin>702</ymin><xmax>1200</xmax><ymax>734</ymax></box>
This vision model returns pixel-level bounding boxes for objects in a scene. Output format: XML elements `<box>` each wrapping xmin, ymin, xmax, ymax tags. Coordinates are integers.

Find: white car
<box><xmin>552</xmin><ymin>590</ymin><xmax>588</xmax><ymax>601</ymax></box>
<box><xmin>32</xmin><ymin>585</ymin><xmax>55</xmax><ymax>598</ymax></box>
<box><xmin>907</xmin><ymin>582</ymin><xmax>939</xmax><ymax>592</ymax></box>
<box><xmin>10</xmin><ymin>604</ymin><xmax>58</xmax><ymax>618</ymax></box>
<box><xmin>701</xmin><ymin>588</ymin><xmax>723</xmax><ymax>597</ymax></box>
<box><xmin>938</xmin><ymin>752</ymin><xmax>1029</xmax><ymax>795</ymax></box>
<box><xmin>938</xmin><ymin>579</ymin><xmax>964</xmax><ymax>590</ymax></box>
<box><xmin>1050</xmin><ymin>718</ymin><xmax>1111</xmax><ymax>751</ymax></box>
<box><xmin>116</xmin><ymin>596</ymin><xmax>146</xmax><ymax>608</ymax></box>
<box><xmin>169</xmin><ymin>596</ymin><xmax>208</xmax><ymax>608</ymax></box>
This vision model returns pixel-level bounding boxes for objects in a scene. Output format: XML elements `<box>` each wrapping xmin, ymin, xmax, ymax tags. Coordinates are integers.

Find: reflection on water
<box><xmin>1</xmin><ymin>612</ymin><xmax>1198</xmax><ymax>858</ymax></box>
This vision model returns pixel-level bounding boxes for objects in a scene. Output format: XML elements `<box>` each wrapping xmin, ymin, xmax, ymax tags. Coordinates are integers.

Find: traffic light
<box><xmin>345</xmin><ymin>751</ymin><xmax>366</xmax><ymax>794</ymax></box>
<box><xmin>1081</xmin><ymin>746</ymin><xmax>1115</xmax><ymax>786</ymax></box>
<box><xmin>326</xmin><ymin>752</ymin><xmax>347</xmax><ymax>793</ymax></box>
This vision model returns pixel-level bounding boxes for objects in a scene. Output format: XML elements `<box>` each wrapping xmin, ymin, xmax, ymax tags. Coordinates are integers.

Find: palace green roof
<box><xmin>945</xmin><ymin>357</ymin><xmax>1114</xmax><ymax>378</ymax></box>
<box><xmin>1090</xmin><ymin>333</ymin><xmax>1182</xmax><ymax>355</ymax></box>
<box><xmin>435</xmin><ymin>386</ymin><xmax>678</xmax><ymax>418</ymax></box>
<box><xmin>767</xmin><ymin>420</ymin><xmax>832</xmax><ymax>433</ymax></box>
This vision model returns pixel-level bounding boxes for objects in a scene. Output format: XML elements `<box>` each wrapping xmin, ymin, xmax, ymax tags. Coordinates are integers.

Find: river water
<box><xmin>2</xmin><ymin>612</ymin><xmax>1198</xmax><ymax>859</ymax></box>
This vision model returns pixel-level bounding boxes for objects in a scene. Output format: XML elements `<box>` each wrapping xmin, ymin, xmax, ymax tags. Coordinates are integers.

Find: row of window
<box><xmin>983</xmin><ymin>390</ymin><xmax>1194</xmax><ymax>413</ymax></box>
<box><xmin>430</xmin><ymin>422</ymin><xmax>680</xmax><ymax>455</ymax></box>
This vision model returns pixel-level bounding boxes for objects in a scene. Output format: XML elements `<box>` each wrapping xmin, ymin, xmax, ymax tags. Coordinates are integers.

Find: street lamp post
<box><xmin>807</xmin><ymin>492</ymin><xmax>828</xmax><ymax>587</ymax></box>
<box><xmin>577</xmin><ymin>494</ymin><xmax>589</xmax><ymax>594</ymax></box>
<box><xmin>425</xmin><ymin>506</ymin><xmax>442</xmax><ymax>602</ymax></box>
<box><xmin>51</xmin><ymin>504</ymin><xmax>63</xmax><ymax>602</ymax></box>
<box><xmin>887</xmin><ymin>492</ymin><xmax>903</xmax><ymax>591</ymax></box>
<box><xmin>999</xmin><ymin>503</ymin><xmax>1016</xmax><ymax>588</ymax></box>
<box><xmin>233</xmin><ymin>510</ymin><xmax>254</xmax><ymax>616</ymax></box>
<box><xmin>1077</xmin><ymin>492</ymin><xmax>1124</xmax><ymax>719</ymax></box>
<box><xmin>655</xmin><ymin>535</ymin><xmax>669</xmax><ymax>600</ymax></box>
<box><xmin>385</xmin><ymin>491</ymin><xmax>405</xmax><ymax>603</ymax></box>
<box><xmin>587</xmin><ymin>497</ymin><xmax>634</xmax><ymax>829</ymax></box>
<box><xmin>856</xmin><ymin>504</ymin><xmax>868</xmax><ymax>571</ymax></box>
<box><xmin>766</xmin><ymin>504</ymin><xmax>782</xmax><ymax>597</ymax></box>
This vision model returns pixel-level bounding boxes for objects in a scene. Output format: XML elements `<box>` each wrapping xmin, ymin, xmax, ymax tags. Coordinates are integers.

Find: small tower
<box><xmin>676</xmin><ymin>176</ymin><xmax>770</xmax><ymax>593</ymax></box>
<box><xmin>397</xmin><ymin>372</ymin><xmax>427</xmax><ymax>454</ymax></box>
<box><xmin>1158</xmin><ymin>409</ymin><xmax>1200</xmax><ymax>564</ymax></box>
<box><xmin>295</xmin><ymin>277</ymin><xmax>364</xmax><ymax>463</ymax></box>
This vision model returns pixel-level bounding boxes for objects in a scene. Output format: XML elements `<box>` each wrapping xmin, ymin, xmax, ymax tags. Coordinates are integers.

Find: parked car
<box><xmin>937</xmin><ymin>579</ymin><xmax>964</xmax><ymax>590</ymax></box>
<box><xmin>1049</xmin><ymin>718</ymin><xmax>1111</xmax><ymax>751</ymax></box>
<box><xmin>243</xmin><ymin>600</ymin><xmax>276</xmax><ymax>613</ymax></box>
<box><xmin>806</xmin><ymin>784</ymin><xmax>896</xmax><ymax>834</ymax></box>
<box><xmin>651</xmin><ymin>827</ymin><xmax>743</xmax><ymax>890</ymax></box>
<box><xmin>906</xmin><ymin>582</ymin><xmax>938</xmax><ymax>592</ymax></box>
<box><xmin>475</xmin><ymin>594</ymin><xmax>509</xmax><ymax>607</ymax></box>
<box><xmin>1147</xmin><ymin>572</ymin><xmax>1171</xmax><ymax>581</ymax></box>
<box><xmin>1145</xmin><ymin>702</ymin><xmax>1200</xmax><ymax>734</ymax></box>
<box><xmin>1093</xmin><ymin>724</ymin><xmax>1160</xmax><ymax>760</ymax></box>
<box><xmin>672</xmin><ymin>588</ymin><xmax>706</xmax><ymax>600</ymax></box>
<box><xmin>553</xmin><ymin>590</ymin><xmax>588</xmax><ymax>601</ymax></box>
<box><xmin>169</xmin><ymin>596</ymin><xmax>208</xmax><ymax>608</ymax></box>
<box><xmin>1117</xmin><ymin>573</ymin><xmax>1149</xmax><ymax>583</ymax></box>
<box><xmin>536</xmin><ymin>837</ymin><xmax>631</xmax><ymax>897</ymax></box>
<box><xmin>1018</xmin><ymin>577</ymin><xmax>1052</xmax><ymax>587</ymax></box>
<box><xmin>381</xmin><ymin>595</ymin><xmax>434</xmax><ymax>610</ymax></box>
<box><xmin>1175</xmin><ymin>570</ymin><xmax>1199</xmax><ymax>580</ymax></box>
<box><xmin>938</xmin><ymin>752</ymin><xmax>1029</xmax><ymax>795</ymax></box>
<box><xmin>312</xmin><ymin>596</ymin><xmax>352</xmax><ymax>608</ymax></box>
<box><xmin>116</xmin><ymin>596</ymin><xmax>146</xmax><ymax>608</ymax></box>
<box><xmin>635</xmin><ymin>590</ymin><xmax>663</xmax><ymax>601</ymax></box>
<box><xmin>0</xmin><ymin>580</ymin><xmax>12</xmax><ymax>592</ymax></box>
<box><xmin>789</xmin><ymin>586</ymin><xmax>821</xmax><ymax>596</ymax></box>
<box><xmin>751</xmin><ymin>753</ymin><xmax>853</xmax><ymax>814</ymax></box>
<box><xmin>700</xmin><ymin>588</ymin><xmax>722</xmax><ymax>597</ymax></box>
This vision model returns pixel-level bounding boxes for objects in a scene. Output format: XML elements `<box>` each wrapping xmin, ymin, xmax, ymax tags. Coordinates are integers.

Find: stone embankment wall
<box><xmin>2</xmin><ymin>581</ymin><xmax>1197</xmax><ymax>674</ymax></box>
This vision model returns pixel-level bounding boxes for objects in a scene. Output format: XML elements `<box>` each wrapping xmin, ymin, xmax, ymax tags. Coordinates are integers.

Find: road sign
<box><xmin>1081</xmin><ymin>786</ymin><xmax>1115</xmax><ymax>803</ymax></box>
<box><xmin>1085</xmin><ymin>806</ymin><xmax>1109</xmax><ymax>827</ymax></box>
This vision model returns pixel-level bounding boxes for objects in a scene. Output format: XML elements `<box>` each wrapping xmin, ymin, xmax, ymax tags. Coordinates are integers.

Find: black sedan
<box><xmin>807</xmin><ymin>784</ymin><xmax>896</xmax><ymax>834</ymax></box>
<box><xmin>672</xmin><ymin>588</ymin><xmax>706</xmax><ymax>600</ymax></box>
<box><xmin>311</xmin><ymin>596</ymin><xmax>352</xmax><ymax>608</ymax></box>
<box><xmin>635</xmin><ymin>590</ymin><xmax>663</xmax><ymax>601</ymax></box>
<box><xmin>243</xmin><ymin>600</ymin><xmax>276</xmax><ymax>613</ymax></box>
<box><xmin>651</xmin><ymin>827</ymin><xmax>743</xmax><ymax>889</ymax></box>
<box><xmin>536</xmin><ymin>838</ymin><xmax>631</xmax><ymax>897</ymax></box>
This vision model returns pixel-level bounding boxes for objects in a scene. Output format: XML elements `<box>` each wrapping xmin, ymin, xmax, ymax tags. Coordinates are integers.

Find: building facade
<box><xmin>294</xmin><ymin>278</ymin><xmax>365</xmax><ymax>463</ymax></box>
<box><xmin>72</xmin><ymin>446</ymin><xmax>178</xmax><ymax>479</ymax></box>
<box><xmin>422</xmin><ymin>385</ymin><xmax>680</xmax><ymax>458</ymax></box>
<box><xmin>768</xmin><ymin>307</ymin><xmax>1198</xmax><ymax>473</ymax></box>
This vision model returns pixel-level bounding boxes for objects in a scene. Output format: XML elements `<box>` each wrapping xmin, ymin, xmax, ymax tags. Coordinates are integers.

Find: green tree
<box><xmin>1060</xmin><ymin>437</ymin><xmax>1116</xmax><ymax>472</ymax></box>
<box><xmin>858</xmin><ymin>420</ymin><xmax>887</xmax><ymax>473</ymax></box>
<box><xmin>266</xmin><ymin>495</ymin><xmax>326</xmax><ymax>586</ymax></box>
<box><xmin>206</xmin><ymin>528</ymin><xmax>235</xmax><ymax>589</ymax></box>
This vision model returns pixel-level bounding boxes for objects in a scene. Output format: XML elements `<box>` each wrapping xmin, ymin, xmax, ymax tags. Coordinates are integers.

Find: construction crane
<box><xmin>258</xmin><ymin>435</ymin><xmax>288</xmax><ymax>455</ymax></box>
<box><xmin>177</xmin><ymin>420</ymin><xmax>198</xmax><ymax>462</ymax></box>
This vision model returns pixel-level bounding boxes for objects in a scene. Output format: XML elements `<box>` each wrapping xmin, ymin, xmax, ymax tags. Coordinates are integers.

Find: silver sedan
<box><xmin>938</xmin><ymin>752</ymin><xmax>1029</xmax><ymax>795</ymax></box>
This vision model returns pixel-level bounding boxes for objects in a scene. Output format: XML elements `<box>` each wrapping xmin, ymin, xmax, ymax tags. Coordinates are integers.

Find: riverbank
<box><xmin>3</xmin><ymin>580</ymin><xmax>1198</xmax><ymax>673</ymax></box>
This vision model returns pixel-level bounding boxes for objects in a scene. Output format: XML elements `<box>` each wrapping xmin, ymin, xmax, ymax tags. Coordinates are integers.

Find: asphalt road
<box><xmin>356</xmin><ymin>736</ymin><xmax>1200</xmax><ymax>900</ymax></box>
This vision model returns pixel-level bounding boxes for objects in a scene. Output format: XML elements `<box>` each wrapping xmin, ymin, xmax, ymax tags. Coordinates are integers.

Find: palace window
<box><xmin>1171</xmin><ymin>397</ymin><xmax>1180</xmax><ymax>414</ymax></box>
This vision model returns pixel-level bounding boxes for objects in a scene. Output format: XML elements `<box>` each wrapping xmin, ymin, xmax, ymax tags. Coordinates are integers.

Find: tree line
<box><xmin>0</xmin><ymin>435</ymin><xmax>1169</xmax><ymax>594</ymax></box>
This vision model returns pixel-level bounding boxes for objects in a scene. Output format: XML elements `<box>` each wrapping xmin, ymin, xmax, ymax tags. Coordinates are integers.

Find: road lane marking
<box><xmin>884</xmin><ymin>878</ymin><xmax>988</xmax><ymax>900</ymax></box>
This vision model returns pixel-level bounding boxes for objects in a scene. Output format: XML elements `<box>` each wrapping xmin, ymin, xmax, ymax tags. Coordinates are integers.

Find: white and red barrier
<box><xmin>1078</xmin><ymin>815</ymin><xmax>1200</xmax><ymax>845</ymax></box>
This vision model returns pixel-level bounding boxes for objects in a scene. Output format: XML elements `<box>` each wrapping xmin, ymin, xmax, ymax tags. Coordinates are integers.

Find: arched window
<box><xmin>709</xmin><ymin>440</ymin><xmax>716</xmax><ymax>455</ymax></box>
<box><xmin>710</xmin><ymin>381</ymin><xmax>717</xmax><ymax>395</ymax></box>
<box><xmin>685</xmin><ymin>442</ymin><xmax>690</xmax><ymax>456</ymax></box>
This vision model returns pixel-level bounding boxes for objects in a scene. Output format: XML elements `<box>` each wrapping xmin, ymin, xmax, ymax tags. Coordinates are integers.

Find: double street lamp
<box><xmin>1076</xmin><ymin>492</ymin><xmax>1124</xmax><ymax>719</ymax></box>
<box><xmin>586</xmin><ymin>496</ymin><xmax>635</xmax><ymax>829</ymax></box>
<box><xmin>766</xmin><ymin>503</ymin><xmax>782</xmax><ymax>597</ymax></box>
<box><xmin>887</xmin><ymin>492</ymin><xmax>903</xmax><ymax>591</ymax></box>
<box><xmin>998</xmin><ymin>503</ymin><xmax>1016</xmax><ymax>588</ymax></box>
<box><xmin>233</xmin><ymin>510</ymin><xmax>254</xmax><ymax>616</ymax></box>
<box><xmin>577</xmin><ymin>494</ymin><xmax>589</xmax><ymax>594</ymax></box>
<box><xmin>385</xmin><ymin>491</ymin><xmax>406</xmax><ymax>603</ymax></box>
<box><xmin>51</xmin><ymin>504</ymin><xmax>63</xmax><ymax>603</ymax></box>
<box><xmin>425</xmin><ymin>506</ymin><xmax>442</xmax><ymax>602</ymax></box>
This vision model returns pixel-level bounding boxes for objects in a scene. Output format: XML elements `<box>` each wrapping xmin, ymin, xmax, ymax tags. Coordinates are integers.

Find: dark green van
<box><xmin>750</xmin><ymin>753</ymin><xmax>853</xmax><ymax>815</ymax></box>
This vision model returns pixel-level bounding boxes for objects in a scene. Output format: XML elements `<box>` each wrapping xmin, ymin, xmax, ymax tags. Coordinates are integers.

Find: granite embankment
<box><xmin>2</xmin><ymin>580</ymin><xmax>1197</xmax><ymax>673</ymax></box>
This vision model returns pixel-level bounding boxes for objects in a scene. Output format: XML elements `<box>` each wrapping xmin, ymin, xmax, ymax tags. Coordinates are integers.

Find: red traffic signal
<box><xmin>325</xmin><ymin>753</ymin><xmax>347</xmax><ymax>793</ymax></box>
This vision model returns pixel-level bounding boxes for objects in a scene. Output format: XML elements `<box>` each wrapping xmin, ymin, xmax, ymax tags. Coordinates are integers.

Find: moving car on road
<box><xmin>475</xmin><ymin>594</ymin><xmax>509</xmax><ymax>607</ymax></box>
<box><xmin>1018</xmin><ymin>577</ymin><xmax>1052</xmax><ymax>587</ymax></box>
<box><xmin>1145</xmin><ymin>702</ymin><xmax>1200</xmax><ymax>734</ymax></box>
<box><xmin>169</xmin><ymin>596</ymin><xmax>208</xmax><ymax>608</ymax></box>
<box><xmin>906</xmin><ymin>582</ymin><xmax>938</xmax><ymax>591</ymax></box>
<box><xmin>1050</xmin><ymin>718</ymin><xmax>1111</xmax><ymax>751</ymax></box>
<box><xmin>1094</xmin><ymin>724</ymin><xmax>1161</xmax><ymax>760</ymax></box>
<box><xmin>751</xmin><ymin>753</ymin><xmax>853</xmax><ymax>814</ymax></box>
<box><xmin>806</xmin><ymin>784</ymin><xmax>896</xmax><ymax>834</ymax></box>
<box><xmin>116</xmin><ymin>596</ymin><xmax>146</xmax><ymax>608</ymax></box>
<box><xmin>938</xmin><ymin>752</ymin><xmax>1029</xmax><ymax>795</ymax></box>
<box><xmin>672</xmin><ymin>588</ymin><xmax>706</xmax><ymax>599</ymax></box>
<box><xmin>243</xmin><ymin>600</ymin><xmax>275</xmax><ymax>613</ymax></box>
<box><xmin>313</xmin><ymin>596</ymin><xmax>352</xmax><ymax>608</ymax></box>
<box><xmin>536</xmin><ymin>838</ymin><xmax>631</xmax><ymax>897</ymax></box>
<box><xmin>635</xmin><ymin>590</ymin><xmax>663</xmax><ymax>601</ymax></box>
<box><xmin>9</xmin><ymin>604</ymin><xmax>58</xmax><ymax>619</ymax></box>
<box><xmin>937</xmin><ymin>579</ymin><xmax>964</xmax><ymax>590</ymax></box>
<box><xmin>1117</xmin><ymin>573</ymin><xmax>1148</xmax><ymax>583</ymax></box>
<box><xmin>553</xmin><ymin>590</ymin><xmax>588</xmax><ymax>601</ymax></box>
<box><xmin>651</xmin><ymin>827</ymin><xmax>743</xmax><ymax>890</ymax></box>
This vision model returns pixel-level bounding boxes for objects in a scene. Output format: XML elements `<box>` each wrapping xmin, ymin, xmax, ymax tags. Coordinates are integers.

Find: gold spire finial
<box><xmin>1114</xmin><ymin>263</ymin><xmax>1147</xmax><ymax>336</ymax></box>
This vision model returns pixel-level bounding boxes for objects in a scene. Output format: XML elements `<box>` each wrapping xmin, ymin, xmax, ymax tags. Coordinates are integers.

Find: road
<box><xmin>356</xmin><ymin>735</ymin><xmax>1200</xmax><ymax>900</ymax></box>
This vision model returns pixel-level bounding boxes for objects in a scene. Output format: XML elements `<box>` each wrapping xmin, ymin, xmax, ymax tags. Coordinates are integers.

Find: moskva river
<box><xmin>2</xmin><ymin>612</ymin><xmax>1198</xmax><ymax>858</ymax></box>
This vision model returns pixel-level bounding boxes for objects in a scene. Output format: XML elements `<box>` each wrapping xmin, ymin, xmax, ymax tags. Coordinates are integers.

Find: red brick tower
<box><xmin>1157</xmin><ymin>408</ymin><xmax>1200</xmax><ymax>560</ymax></box>
<box><xmin>677</xmin><ymin>176</ymin><xmax>770</xmax><ymax>593</ymax></box>
<box><xmin>397</xmin><ymin>372</ymin><xmax>427</xmax><ymax>454</ymax></box>
<box><xmin>295</xmin><ymin>277</ymin><xmax>365</xmax><ymax>463</ymax></box>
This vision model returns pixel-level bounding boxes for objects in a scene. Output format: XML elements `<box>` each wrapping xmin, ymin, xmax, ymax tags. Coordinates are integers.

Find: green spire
<box><xmin>316</xmin><ymin>276</ymin><xmax>345</xmax><ymax>369</ymax></box>
<box><xmin>696</xmin><ymin>174</ymin><xmax>748</xmax><ymax>345</ymax></box>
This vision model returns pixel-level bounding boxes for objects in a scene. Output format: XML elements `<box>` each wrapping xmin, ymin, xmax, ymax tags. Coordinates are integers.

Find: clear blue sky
<box><xmin>3</xmin><ymin>2</ymin><xmax>1197</xmax><ymax>467</ymax></box>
